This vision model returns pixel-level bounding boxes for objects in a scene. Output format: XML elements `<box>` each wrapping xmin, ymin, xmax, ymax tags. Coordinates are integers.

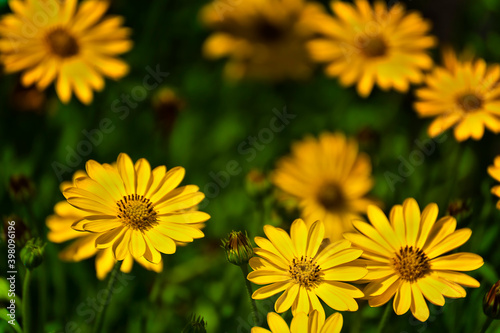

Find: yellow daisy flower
<box><xmin>487</xmin><ymin>156</ymin><xmax>500</xmax><ymax>209</ymax></box>
<box><xmin>307</xmin><ymin>0</ymin><xmax>436</xmax><ymax>97</ymax></box>
<box><xmin>62</xmin><ymin>153</ymin><xmax>210</xmax><ymax>263</ymax></box>
<box><xmin>200</xmin><ymin>0</ymin><xmax>327</xmax><ymax>80</ymax></box>
<box><xmin>252</xmin><ymin>310</ymin><xmax>342</xmax><ymax>333</ymax></box>
<box><xmin>414</xmin><ymin>49</ymin><xmax>500</xmax><ymax>141</ymax></box>
<box><xmin>272</xmin><ymin>132</ymin><xmax>377</xmax><ymax>241</ymax></box>
<box><xmin>248</xmin><ymin>219</ymin><xmax>367</xmax><ymax>319</ymax></box>
<box><xmin>344</xmin><ymin>198</ymin><xmax>483</xmax><ymax>322</ymax></box>
<box><xmin>0</xmin><ymin>0</ymin><xmax>133</xmax><ymax>104</ymax></box>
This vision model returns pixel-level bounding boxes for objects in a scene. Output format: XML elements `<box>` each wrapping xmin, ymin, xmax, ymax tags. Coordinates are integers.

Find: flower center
<box><xmin>46</xmin><ymin>28</ymin><xmax>79</xmax><ymax>58</ymax></box>
<box><xmin>392</xmin><ymin>246</ymin><xmax>431</xmax><ymax>282</ymax></box>
<box><xmin>116</xmin><ymin>194</ymin><xmax>158</xmax><ymax>231</ymax></box>
<box><xmin>255</xmin><ymin>19</ymin><xmax>285</xmax><ymax>42</ymax></box>
<box><xmin>289</xmin><ymin>256</ymin><xmax>322</xmax><ymax>288</ymax></box>
<box><xmin>361</xmin><ymin>36</ymin><xmax>387</xmax><ymax>58</ymax></box>
<box><xmin>457</xmin><ymin>93</ymin><xmax>483</xmax><ymax>112</ymax></box>
<box><xmin>317</xmin><ymin>183</ymin><xmax>345</xmax><ymax>212</ymax></box>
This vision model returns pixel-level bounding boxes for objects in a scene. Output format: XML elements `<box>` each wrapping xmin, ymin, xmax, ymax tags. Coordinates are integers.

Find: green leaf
<box><xmin>0</xmin><ymin>309</ymin><xmax>22</xmax><ymax>333</ymax></box>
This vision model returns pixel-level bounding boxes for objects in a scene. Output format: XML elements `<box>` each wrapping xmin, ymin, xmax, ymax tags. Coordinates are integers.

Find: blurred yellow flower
<box><xmin>488</xmin><ymin>156</ymin><xmax>500</xmax><ymax>209</ymax></box>
<box><xmin>308</xmin><ymin>0</ymin><xmax>435</xmax><ymax>97</ymax></box>
<box><xmin>252</xmin><ymin>310</ymin><xmax>342</xmax><ymax>333</ymax></box>
<box><xmin>47</xmin><ymin>170</ymin><xmax>162</xmax><ymax>279</ymax></box>
<box><xmin>272</xmin><ymin>132</ymin><xmax>377</xmax><ymax>241</ymax></box>
<box><xmin>248</xmin><ymin>219</ymin><xmax>366</xmax><ymax>319</ymax></box>
<box><xmin>200</xmin><ymin>0</ymin><xmax>327</xmax><ymax>80</ymax></box>
<box><xmin>62</xmin><ymin>153</ymin><xmax>210</xmax><ymax>263</ymax></box>
<box><xmin>414</xmin><ymin>49</ymin><xmax>500</xmax><ymax>141</ymax></box>
<box><xmin>345</xmin><ymin>198</ymin><xmax>483</xmax><ymax>322</ymax></box>
<box><xmin>0</xmin><ymin>0</ymin><xmax>133</xmax><ymax>104</ymax></box>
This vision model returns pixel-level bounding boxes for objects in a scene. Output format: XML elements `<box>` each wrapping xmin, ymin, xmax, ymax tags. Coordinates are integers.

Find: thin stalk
<box><xmin>376</xmin><ymin>304</ymin><xmax>392</xmax><ymax>333</ymax></box>
<box><xmin>479</xmin><ymin>317</ymin><xmax>494</xmax><ymax>333</ymax></box>
<box><xmin>240</xmin><ymin>264</ymin><xmax>259</xmax><ymax>326</ymax></box>
<box><xmin>22</xmin><ymin>270</ymin><xmax>31</xmax><ymax>333</ymax></box>
<box><xmin>93</xmin><ymin>261</ymin><xmax>122</xmax><ymax>333</ymax></box>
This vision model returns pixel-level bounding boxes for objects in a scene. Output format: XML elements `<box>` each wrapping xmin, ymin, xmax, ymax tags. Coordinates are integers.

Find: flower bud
<box><xmin>20</xmin><ymin>238</ymin><xmax>45</xmax><ymax>270</ymax></box>
<box><xmin>447</xmin><ymin>199</ymin><xmax>472</xmax><ymax>222</ymax></box>
<box><xmin>182</xmin><ymin>315</ymin><xmax>207</xmax><ymax>333</ymax></box>
<box><xmin>245</xmin><ymin>169</ymin><xmax>271</xmax><ymax>198</ymax></box>
<box><xmin>484</xmin><ymin>280</ymin><xmax>500</xmax><ymax>319</ymax></box>
<box><xmin>221</xmin><ymin>231</ymin><xmax>254</xmax><ymax>266</ymax></box>
<box><xmin>8</xmin><ymin>174</ymin><xmax>35</xmax><ymax>202</ymax></box>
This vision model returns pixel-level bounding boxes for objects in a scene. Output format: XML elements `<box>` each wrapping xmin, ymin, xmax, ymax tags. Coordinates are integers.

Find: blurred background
<box><xmin>1</xmin><ymin>0</ymin><xmax>500</xmax><ymax>332</ymax></box>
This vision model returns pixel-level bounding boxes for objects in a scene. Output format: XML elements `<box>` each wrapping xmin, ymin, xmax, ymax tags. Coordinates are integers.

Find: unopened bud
<box><xmin>20</xmin><ymin>238</ymin><xmax>45</xmax><ymax>270</ymax></box>
<box><xmin>221</xmin><ymin>231</ymin><xmax>254</xmax><ymax>266</ymax></box>
<box><xmin>484</xmin><ymin>280</ymin><xmax>500</xmax><ymax>319</ymax></box>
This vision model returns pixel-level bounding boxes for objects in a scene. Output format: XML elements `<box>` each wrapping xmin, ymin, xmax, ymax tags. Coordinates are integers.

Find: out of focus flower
<box><xmin>0</xmin><ymin>0</ymin><xmax>133</xmax><ymax>104</ymax></box>
<box><xmin>488</xmin><ymin>156</ymin><xmax>500</xmax><ymax>209</ymax></box>
<box><xmin>308</xmin><ymin>0</ymin><xmax>435</xmax><ymax>97</ymax></box>
<box><xmin>245</xmin><ymin>169</ymin><xmax>271</xmax><ymax>198</ymax></box>
<box><xmin>8</xmin><ymin>174</ymin><xmax>35</xmax><ymax>202</ymax></box>
<box><xmin>252</xmin><ymin>311</ymin><xmax>342</xmax><ymax>333</ymax></box>
<box><xmin>11</xmin><ymin>82</ymin><xmax>47</xmax><ymax>113</ymax></box>
<box><xmin>272</xmin><ymin>132</ymin><xmax>377</xmax><ymax>240</ymax></box>
<box><xmin>346</xmin><ymin>198</ymin><xmax>483</xmax><ymax>322</ymax></box>
<box><xmin>200</xmin><ymin>0</ymin><xmax>327</xmax><ymax>80</ymax></box>
<box><xmin>47</xmin><ymin>171</ymin><xmax>163</xmax><ymax>280</ymax></box>
<box><xmin>62</xmin><ymin>153</ymin><xmax>210</xmax><ymax>262</ymax></box>
<box><xmin>414</xmin><ymin>49</ymin><xmax>500</xmax><ymax>141</ymax></box>
<box><xmin>20</xmin><ymin>238</ymin><xmax>45</xmax><ymax>270</ymax></box>
<box><xmin>484</xmin><ymin>281</ymin><xmax>500</xmax><ymax>320</ymax></box>
<box><xmin>221</xmin><ymin>231</ymin><xmax>254</xmax><ymax>266</ymax></box>
<box><xmin>152</xmin><ymin>87</ymin><xmax>185</xmax><ymax>135</ymax></box>
<box><xmin>248</xmin><ymin>219</ymin><xmax>366</xmax><ymax>319</ymax></box>
<box><xmin>446</xmin><ymin>199</ymin><xmax>472</xmax><ymax>221</ymax></box>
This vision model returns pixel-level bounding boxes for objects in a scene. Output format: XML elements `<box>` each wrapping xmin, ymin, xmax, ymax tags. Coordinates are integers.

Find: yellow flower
<box><xmin>62</xmin><ymin>153</ymin><xmax>210</xmax><ymax>263</ymax></box>
<box><xmin>47</xmin><ymin>171</ymin><xmax>162</xmax><ymax>280</ymax></box>
<box><xmin>252</xmin><ymin>310</ymin><xmax>342</xmax><ymax>333</ymax></box>
<box><xmin>0</xmin><ymin>0</ymin><xmax>133</xmax><ymax>104</ymax></box>
<box><xmin>414</xmin><ymin>49</ymin><xmax>500</xmax><ymax>141</ymax></box>
<box><xmin>248</xmin><ymin>219</ymin><xmax>366</xmax><ymax>319</ymax></box>
<box><xmin>272</xmin><ymin>132</ymin><xmax>377</xmax><ymax>241</ymax></box>
<box><xmin>344</xmin><ymin>198</ymin><xmax>483</xmax><ymax>322</ymax></box>
<box><xmin>200</xmin><ymin>0</ymin><xmax>326</xmax><ymax>80</ymax></box>
<box><xmin>488</xmin><ymin>156</ymin><xmax>500</xmax><ymax>209</ymax></box>
<box><xmin>307</xmin><ymin>0</ymin><xmax>435</xmax><ymax>97</ymax></box>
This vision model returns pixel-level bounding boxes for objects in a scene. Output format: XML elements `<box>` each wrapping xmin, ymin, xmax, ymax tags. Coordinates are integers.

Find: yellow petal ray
<box><xmin>247</xmin><ymin>270</ymin><xmax>291</xmax><ymax>285</ymax></box>
<box><xmin>275</xmin><ymin>284</ymin><xmax>299</xmax><ymax>313</ymax></box>
<box><xmin>95</xmin><ymin>226</ymin><xmax>125</xmax><ymax>249</ymax></box>
<box><xmin>425</xmin><ymin>229</ymin><xmax>472</xmax><ymax>259</ymax></box>
<box><xmin>112</xmin><ymin>229</ymin><xmax>131</xmax><ymax>261</ymax></box>
<box><xmin>367</xmin><ymin>205</ymin><xmax>400</xmax><ymax>249</ymax></box>
<box><xmin>290</xmin><ymin>219</ymin><xmax>308</xmax><ymax>255</ymax></box>
<box><xmin>145</xmin><ymin>231</ymin><xmax>176</xmax><ymax>255</ymax></box>
<box><xmin>320</xmin><ymin>312</ymin><xmax>343</xmax><ymax>333</ymax></box>
<box><xmin>430</xmin><ymin>253</ymin><xmax>483</xmax><ymax>271</ymax></box>
<box><xmin>267</xmin><ymin>312</ymin><xmax>291</xmax><ymax>333</ymax></box>
<box><xmin>416</xmin><ymin>203</ymin><xmax>439</xmax><ymax>249</ymax></box>
<box><xmin>252</xmin><ymin>281</ymin><xmax>290</xmax><ymax>300</ymax></box>
<box><xmin>393</xmin><ymin>281</ymin><xmax>411</xmax><ymax>315</ymax></box>
<box><xmin>319</xmin><ymin>248</ymin><xmax>364</xmax><ymax>270</ymax></box>
<box><xmin>323</xmin><ymin>266</ymin><xmax>367</xmax><ymax>281</ymax></box>
<box><xmin>389</xmin><ymin>205</ymin><xmax>406</xmax><ymax>246</ymax></box>
<box><xmin>433</xmin><ymin>271</ymin><xmax>480</xmax><ymax>288</ymax></box>
<box><xmin>306</xmin><ymin>221</ymin><xmax>325</xmax><ymax>257</ymax></box>
<box><xmin>135</xmin><ymin>158</ymin><xmax>152</xmax><ymax>196</ymax></box>
<box><xmin>410</xmin><ymin>284</ymin><xmax>430</xmax><ymax>322</ymax></box>
<box><xmin>117</xmin><ymin>153</ymin><xmax>136</xmax><ymax>194</ymax></box>
<box><xmin>417</xmin><ymin>278</ymin><xmax>445</xmax><ymax>306</ymax></box>
<box><xmin>403</xmin><ymin>198</ymin><xmax>420</xmax><ymax>246</ymax></box>
<box><xmin>264</xmin><ymin>225</ymin><xmax>295</xmax><ymax>261</ymax></box>
<box><xmin>129</xmin><ymin>230</ymin><xmax>146</xmax><ymax>258</ymax></box>
<box><xmin>364</xmin><ymin>274</ymin><xmax>399</xmax><ymax>297</ymax></box>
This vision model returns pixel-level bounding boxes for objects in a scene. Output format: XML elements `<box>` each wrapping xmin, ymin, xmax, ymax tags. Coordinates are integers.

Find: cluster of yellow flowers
<box><xmin>2</xmin><ymin>0</ymin><xmax>499</xmax><ymax>332</ymax></box>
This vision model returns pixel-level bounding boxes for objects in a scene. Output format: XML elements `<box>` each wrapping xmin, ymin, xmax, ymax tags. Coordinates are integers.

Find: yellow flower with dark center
<box><xmin>252</xmin><ymin>310</ymin><xmax>342</xmax><ymax>333</ymax></box>
<box><xmin>248</xmin><ymin>219</ymin><xmax>366</xmax><ymax>319</ymax></box>
<box><xmin>47</xmin><ymin>171</ymin><xmax>162</xmax><ymax>279</ymax></box>
<box><xmin>272</xmin><ymin>132</ymin><xmax>377</xmax><ymax>240</ymax></box>
<box><xmin>0</xmin><ymin>0</ymin><xmax>133</xmax><ymax>104</ymax></box>
<box><xmin>488</xmin><ymin>156</ymin><xmax>500</xmax><ymax>209</ymax></box>
<box><xmin>344</xmin><ymin>198</ymin><xmax>483</xmax><ymax>322</ymax></box>
<box><xmin>307</xmin><ymin>0</ymin><xmax>436</xmax><ymax>97</ymax></box>
<box><xmin>62</xmin><ymin>153</ymin><xmax>210</xmax><ymax>263</ymax></box>
<box><xmin>200</xmin><ymin>0</ymin><xmax>327</xmax><ymax>80</ymax></box>
<box><xmin>414</xmin><ymin>49</ymin><xmax>500</xmax><ymax>141</ymax></box>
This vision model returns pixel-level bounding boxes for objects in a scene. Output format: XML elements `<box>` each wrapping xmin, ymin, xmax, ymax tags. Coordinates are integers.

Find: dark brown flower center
<box><xmin>46</xmin><ymin>28</ymin><xmax>79</xmax><ymax>58</ymax></box>
<box><xmin>457</xmin><ymin>93</ymin><xmax>483</xmax><ymax>112</ymax></box>
<box><xmin>393</xmin><ymin>246</ymin><xmax>431</xmax><ymax>282</ymax></box>
<box><xmin>289</xmin><ymin>256</ymin><xmax>322</xmax><ymax>288</ymax></box>
<box><xmin>317</xmin><ymin>183</ymin><xmax>345</xmax><ymax>212</ymax></box>
<box><xmin>117</xmin><ymin>194</ymin><xmax>158</xmax><ymax>231</ymax></box>
<box><xmin>255</xmin><ymin>19</ymin><xmax>285</xmax><ymax>42</ymax></box>
<box><xmin>361</xmin><ymin>36</ymin><xmax>388</xmax><ymax>58</ymax></box>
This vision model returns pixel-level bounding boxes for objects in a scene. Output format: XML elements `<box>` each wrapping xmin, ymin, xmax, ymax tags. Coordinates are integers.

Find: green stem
<box><xmin>22</xmin><ymin>270</ymin><xmax>31</xmax><ymax>333</ymax></box>
<box><xmin>240</xmin><ymin>264</ymin><xmax>259</xmax><ymax>326</ymax></box>
<box><xmin>93</xmin><ymin>261</ymin><xmax>122</xmax><ymax>333</ymax></box>
<box><xmin>376</xmin><ymin>304</ymin><xmax>392</xmax><ymax>333</ymax></box>
<box><xmin>479</xmin><ymin>317</ymin><xmax>494</xmax><ymax>333</ymax></box>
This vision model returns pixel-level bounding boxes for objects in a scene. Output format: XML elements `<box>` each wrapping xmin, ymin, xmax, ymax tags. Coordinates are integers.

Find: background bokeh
<box><xmin>2</xmin><ymin>0</ymin><xmax>500</xmax><ymax>332</ymax></box>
